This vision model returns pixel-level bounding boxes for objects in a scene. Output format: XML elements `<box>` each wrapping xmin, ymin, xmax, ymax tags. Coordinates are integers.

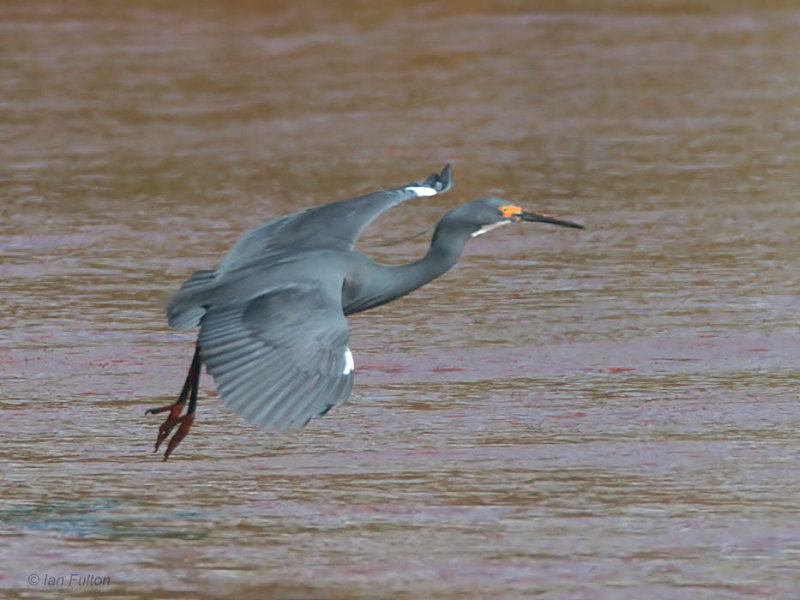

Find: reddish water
<box><xmin>2</xmin><ymin>2</ymin><xmax>799</xmax><ymax>599</ymax></box>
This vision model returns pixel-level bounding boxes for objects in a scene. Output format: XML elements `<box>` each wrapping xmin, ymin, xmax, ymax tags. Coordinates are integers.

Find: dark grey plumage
<box><xmin>147</xmin><ymin>165</ymin><xmax>583</xmax><ymax>459</ymax></box>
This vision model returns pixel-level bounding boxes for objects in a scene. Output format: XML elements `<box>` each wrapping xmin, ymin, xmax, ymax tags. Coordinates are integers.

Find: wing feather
<box><xmin>198</xmin><ymin>278</ymin><xmax>355</xmax><ymax>432</ymax></box>
<box><xmin>217</xmin><ymin>164</ymin><xmax>452</xmax><ymax>272</ymax></box>
<box><xmin>167</xmin><ymin>165</ymin><xmax>452</xmax><ymax>331</ymax></box>
<box><xmin>252</xmin><ymin>374</ymin><xmax>321</xmax><ymax>429</ymax></box>
<box><xmin>282</xmin><ymin>374</ymin><xmax>340</xmax><ymax>429</ymax></box>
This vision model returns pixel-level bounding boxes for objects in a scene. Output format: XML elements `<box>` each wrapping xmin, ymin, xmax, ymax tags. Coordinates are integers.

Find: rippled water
<box><xmin>2</xmin><ymin>2</ymin><xmax>799</xmax><ymax>599</ymax></box>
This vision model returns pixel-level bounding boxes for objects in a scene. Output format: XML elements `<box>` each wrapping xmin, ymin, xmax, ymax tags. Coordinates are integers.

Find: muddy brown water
<box><xmin>1</xmin><ymin>2</ymin><xmax>799</xmax><ymax>599</ymax></box>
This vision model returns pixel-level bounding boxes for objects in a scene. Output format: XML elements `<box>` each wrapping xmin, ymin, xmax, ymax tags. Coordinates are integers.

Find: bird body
<box><xmin>148</xmin><ymin>165</ymin><xmax>583</xmax><ymax>459</ymax></box>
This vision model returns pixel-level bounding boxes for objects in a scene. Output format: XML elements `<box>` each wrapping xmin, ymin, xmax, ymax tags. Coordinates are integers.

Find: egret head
<box><xmin>444</xmin><ymin>197</ymin><xmax>584</xmax><ymax>238</ymax></box>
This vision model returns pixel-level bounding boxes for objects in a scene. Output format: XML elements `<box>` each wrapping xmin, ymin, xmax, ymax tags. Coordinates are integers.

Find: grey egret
<box><xmin>147</xmin><ymin>165</ymin><xmax>583</xmax><ymax>459</ymax></box>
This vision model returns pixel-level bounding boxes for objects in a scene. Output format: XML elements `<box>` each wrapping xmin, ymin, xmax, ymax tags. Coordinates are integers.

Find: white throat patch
<box><xmin>471</xmin><ymin>220</ymin><xmax>511</xmax><ymax>238</ymax></box>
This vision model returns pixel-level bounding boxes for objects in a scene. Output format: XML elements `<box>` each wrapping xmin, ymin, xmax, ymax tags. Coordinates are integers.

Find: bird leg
<box><xmin>146</xmin><ymin>345</ymin><xmax>201</xmax><ymax>460</ymax></box>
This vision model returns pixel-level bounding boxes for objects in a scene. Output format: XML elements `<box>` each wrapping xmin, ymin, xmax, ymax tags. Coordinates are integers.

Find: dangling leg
<box><xmin>146</xmin><ymin>344</ymin><xmax>201</xmax><ymax>460</ymax></box>
<box><xmin>162</xmin><ymin>361</ymin><xmax>199</xmax><ymax>461</ymax></box>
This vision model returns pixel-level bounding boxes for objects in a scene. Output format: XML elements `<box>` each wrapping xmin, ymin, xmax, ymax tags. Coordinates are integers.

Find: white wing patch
<box><xmin>343</xmin><ymin>347</ymin><xmax>355</xmax><ymax>375</ymax></box>
<box><xmin>405</xmin><ymin>186</ymin><xmax>438</xmax><ymax>197</ymax></box>
<box><xmin>471</xmin><ymin>220</ymin><xmax>511</xmax><ymax>238</ymax></box>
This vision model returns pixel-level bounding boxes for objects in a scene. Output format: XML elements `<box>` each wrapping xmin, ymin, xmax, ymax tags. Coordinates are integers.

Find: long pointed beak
<box><xmin>520</xmin><ymin>210</ymin><xmax>584</xmax><ymax>229</ymax></box>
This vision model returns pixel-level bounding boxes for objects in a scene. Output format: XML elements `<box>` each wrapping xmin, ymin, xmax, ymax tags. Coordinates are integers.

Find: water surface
<box><xmin>1</xmin><ymin>2</ymin><xmax>799</xmax><ymax>598</ymax></box>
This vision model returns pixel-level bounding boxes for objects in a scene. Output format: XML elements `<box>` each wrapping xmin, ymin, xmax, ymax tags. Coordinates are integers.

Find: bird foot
<box><xmin>146</xmin><ymin>402</ymin><xmax>193</xmax><ymax>460</ymax></box>
<box><xmin>163</xmin><ymin>413</ymin><xmax>194</xmax><ymax>462</ymax></box>
<box><xmin>145</xmin><ymin>402</ymin><xmax>183</xmax><ymax>451</ymax></box>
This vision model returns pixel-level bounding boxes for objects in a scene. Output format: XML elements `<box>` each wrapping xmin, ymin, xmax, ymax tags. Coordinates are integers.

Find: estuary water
<box><xmin>1</xmin><ymin>2</ymin><xmax>799</xmax><ymax>598</ymax></box>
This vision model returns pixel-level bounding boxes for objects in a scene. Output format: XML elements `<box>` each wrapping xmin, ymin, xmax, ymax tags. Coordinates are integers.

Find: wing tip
<box><xmin>405</xmin><ymin>163</ymin><xmax>453</xmax><ymax>197</ymax></box>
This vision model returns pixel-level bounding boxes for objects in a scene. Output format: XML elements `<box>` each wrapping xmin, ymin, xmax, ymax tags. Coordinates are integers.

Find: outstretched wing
<box><xmin>167</xmin><ymin>164</ymin><xmax>453</xmax><ymax>331</ymax></box>
<box><xmin>218</xmin><ymin>164</ymin><xmax>452</xmax><ymax>272</ymax></box>
<box><xmin>198</xmin><ymin>279</ymin><xmax>355</xmax><ymax>432</ymax></box>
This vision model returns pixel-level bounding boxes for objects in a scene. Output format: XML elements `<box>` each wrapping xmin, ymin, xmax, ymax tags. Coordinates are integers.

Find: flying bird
<box><xmin>147</xmin><ymin>165</ymin><xmax>583</xmax><ymax>459</ymax></box>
